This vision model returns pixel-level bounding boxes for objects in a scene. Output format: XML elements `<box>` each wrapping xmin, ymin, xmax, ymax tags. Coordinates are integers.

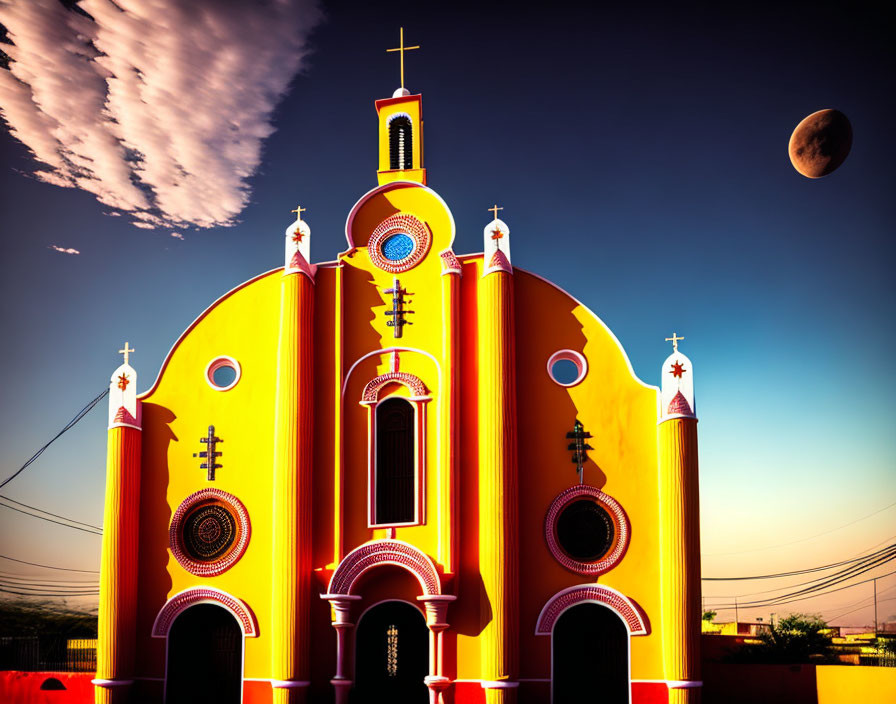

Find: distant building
<box><xmin>93</xmin><ymin>78</ymin><xmax>702</xmax><ymax>703</ymax></box>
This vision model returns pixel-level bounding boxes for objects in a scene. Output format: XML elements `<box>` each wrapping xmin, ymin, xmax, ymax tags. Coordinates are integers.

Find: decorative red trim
<box><xmin>485</xmin><ymin>249</ymin><xmax>511</xmax><ymax>274</ymax></box>
<box><xmin>535</xmin><ymin>584</ymin><xmax>648</xmax><ymax>636</ymax></box>
<box><xmin>544</xmin><ymin>485</ymin><xmax>629</xmax><ymax>575</ymax></box>
<box><xmin>151</xmin><ymin>587</ymin><xmax>257</xmax><ymax>637</ymax></box>
<box><xmin>361</xmin><ymin>371</ymin><xmax>428</xmax><ymax>404</ymax></box>
<box><xmin>439</xmin><ymin>249</ymin><xmax>462</xmax><ymax>275</ymax></box>
<box><xmin>667</xmin><ymin>390</ymin><xmax>693</xmax><ymax>415</ymax></box>
<box><xmin>112</xmin><ymin>406</ymin><xmax>138</xmax><ymax>425</ymax></box>
<box><xmin>169</xmin><ymin>489</ymin><xmax>250</xmax><ymax>577</ymax></box>
<box><xmin>327</xmin><ymin>540</ymin><xmax>442</xmax><ymax>596</ymax></box>
<box><xmin>367</xmin><ymin>213</ymin><xmax>432</xmax><ymax>273</ymax></box>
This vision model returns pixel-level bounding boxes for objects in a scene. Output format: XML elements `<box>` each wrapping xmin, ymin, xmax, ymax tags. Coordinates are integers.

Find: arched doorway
<box><xmin>166</xmin><ymin>603</ymin><xmax>242</xmax><ymax>704</ymax></box>
<box><xmin>553</xmin><ymin>602</ymin><xmax>628</xmax><ymax>704</ymax></box>
<box><xmin>353</xmin><ymin>600</ymin><xmax>428</xmax><ymax>703</ymax></box>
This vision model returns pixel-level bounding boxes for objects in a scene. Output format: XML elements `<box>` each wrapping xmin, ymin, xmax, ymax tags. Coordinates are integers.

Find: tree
<box><xmin>727</xmin><ymin>613</ymin><xmax>834</xmax><ymax>664</ymax></box>
<box><xmin>702</xmin><ymin>610</ymin><xmax>717</xmax><ymax>623</ymax></box>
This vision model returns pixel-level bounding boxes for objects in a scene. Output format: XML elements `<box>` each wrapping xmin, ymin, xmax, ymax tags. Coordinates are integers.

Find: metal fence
<box><xmin>858</xmin><ymin>652</ymin><xmax>896</xmax><ymax>668</ymax></box>
<box><xmin>0</xmin><ymin>636</ymin><xmax>96</xmax><ymax>672</ymax></box>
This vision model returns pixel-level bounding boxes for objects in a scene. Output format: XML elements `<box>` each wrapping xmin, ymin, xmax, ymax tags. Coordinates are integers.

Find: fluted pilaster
<box><xmin>94</xmin><ymin>425</ymin><xmax>141</xmax><ymax>704</ymax></box>
<box><xmin>659</xmin><ymin>417</ymin><xmax>702</xmax><ymax>704</ymax></box>
<box><xmin>272</xmin><ymin>270</ymin><xmax>314</xmax><ymax>704</ymax></box>
<box><xmin>477</xmin><ymin>268</ymin><xmax>519</xmax><ymax>704</ymax></box>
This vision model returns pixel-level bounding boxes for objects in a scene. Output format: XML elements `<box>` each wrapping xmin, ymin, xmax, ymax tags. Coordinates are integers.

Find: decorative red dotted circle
<box><xmin>169</xmin><ymin>488</ymin><xmax>250</xmax><ymax>577</ymax></box>
<box><xmin>545</xmin><ymin>485</ymin><xmax>629</xmax><ymax>575</ymax></box>
<box><xmin>368</xmin><ymin>214</ymin><xmax>432</xmax><ymax>273</ymax></box>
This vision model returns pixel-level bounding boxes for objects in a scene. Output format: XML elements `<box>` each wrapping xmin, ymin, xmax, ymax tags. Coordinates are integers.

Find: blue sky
<box><xmin>1</xmin><ymin>1</ymin><xmax>894</xmax><ymax>623</ymax></box>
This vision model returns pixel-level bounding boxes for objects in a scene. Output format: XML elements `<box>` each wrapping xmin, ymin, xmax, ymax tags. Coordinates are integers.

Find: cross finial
<box><xmin>386</xmin><ymin>27</ymin><xmax>420</xmax><ymax>90</ymax></box>
<box><xmin>118</xmin><ymin>342</ymin><xmax>134</xmax><ymax>365</ymax></box>
<box><xmin>665</xmin><ymin>332</ymin><xmax>685</xmax><ymax>352</ymax></box>
<box><xmin>291</xmin><ymin>204</ymin><xmax>306</xmax><ymax>221</ymax></box>
<box><xmin>488</xmin><ymin>204</ymin><xmax>503</xmax><ymax>221</ymax></box>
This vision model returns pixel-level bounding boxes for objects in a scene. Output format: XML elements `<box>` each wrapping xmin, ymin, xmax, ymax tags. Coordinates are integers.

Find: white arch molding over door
<box><xmin>321</xmin><ymin>540</ymin><xmax>455</xmax><ymax>704</ymax></box>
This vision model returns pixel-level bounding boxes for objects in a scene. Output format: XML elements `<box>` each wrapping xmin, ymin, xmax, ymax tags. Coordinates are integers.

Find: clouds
<box><xmin>170</xmin><ymin>231</ymin><xmax>184</xmax><ymax>240</ymax></box>
<box><xmin>0</xmin><ymin>0</ymin><xmax>322</xmax><ymax>230</ymax></box>
<box><xmin>49</xmin><ymin>245</ymin><xmax>80</xmax><ymax>255</ymax></box>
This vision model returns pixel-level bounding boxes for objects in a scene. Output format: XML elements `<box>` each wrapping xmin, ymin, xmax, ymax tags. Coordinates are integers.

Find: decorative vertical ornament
<box><xmin>192</xmin><ymin>425</ymin><xmax>223</xmax><ymax>481</ymax></box>
<box><xmin>660</xmin><ymin>332</ymin><xmax>696</xmax><ymax>420</ymax></box>
<box><xmin>384</xmin><ymin>278</ymin><xmax>414</xmax><ymax>337</ymax></box>
<box><xmin>285</xmin><ymin>205</ymin><xmax>316</xmax><ymax>280</ymax></box>
<box><xmin>483</xmin><ymin>206</ymin><xmax>512</xmax><ymax>276</ymax></box>
<box><xmin>566</xmin><ymin>420</ymin><xmax>594</xmax><ymax>484</ymax></box>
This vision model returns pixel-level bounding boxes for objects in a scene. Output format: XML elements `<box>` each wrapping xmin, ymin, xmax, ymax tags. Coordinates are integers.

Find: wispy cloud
<box><xmin>170</xmin><ymin>231</ymin><xmax>184</xmax><ymax>240</ymax></box>
<box><xmin>49</xmin><ymin>245</ymin><xmax>80</xmax><ymax>255</ymax></box>
<box><xmin>0</xmin><ymin>0</ymin><xmax>322</xmax><ymax>230</ymax></box>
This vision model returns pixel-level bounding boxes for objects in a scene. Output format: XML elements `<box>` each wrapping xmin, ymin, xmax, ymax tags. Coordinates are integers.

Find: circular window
<box><xmin>545</xmin><ymin>485</ymin><xmax>629</xmax><ymax>575</ymax></box>
<box><xmin>368</xmin><ymin>213</ymin><xmax>432</xmax><ymax>273</ymax></box>
<box><xmin>205</xmin><ymin>356</ymin><xmax>241</xmax><ymax>391</ymax></box>
<box><xmin>547</xmin><ymin>350</ymin><xmax>587</xmax><ymax>387</ymax></box>
<box><xmin>183</xmin><ymin>503</ymin><xmax>237</xmax><ymax>561</ymax></box>
<box><xmin>170</xmin><ymin>489</ymin><xmax>250</xmax><ymax>577</ymax></box>
<box><xmin>556</xmin><ymin>499</ymin><xmax>615</xmax><ymax>561</ymax></box>
<box><xmin>381</xmin><ymin>233</ymin><xmax>415</xmax><ymax>261</ymax></box>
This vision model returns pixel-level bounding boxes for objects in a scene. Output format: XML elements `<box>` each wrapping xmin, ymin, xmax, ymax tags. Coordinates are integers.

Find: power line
<box><xmin>0</xmin><ymin>587</ymin><xmax>99</xmax><ymax>598</ymax></box>
<box><xmin>703</xmin><ymin>542</ymin><xmax>896</xmax><ymax>581</ymax></box>
<box><xmin>732</xmin><ymin>549</ymin><xmax>896</xmax><ymax>598</ymax></box>
<box><xmin>711</xmin><ymin>567</ymin><xmax>896</xmax><ymax>610</ymax></box>
<box><xmin>0</xmin><ymin>554</ymin><xmax>98</xmax><ymax>574</ymax></box>
<box><xmin>0</xmin><ymin>499</ymin><xmax>102</xmax><ymax>535</ymax></box>
<box><xmin>0</xmin><ymin>494</ymin><xmax>101</xmax><ymax>531</ymax></box>
<box><xmin>0</xmin><ymin>573</ymin><xmax>98</xmax><ymax>586</ymax></box>
<box><xmin>702</xmin><ymin>500</ymin><xmax>896</xmax><ymax>557</ymax></box>
<box><xmin>0</xmin><ymin>387</ymin><xmax>108</xmax><ymax>490</ymax></box>
<box><xmin>829</xmin><ymin>596</ymin><xmax>896</xmax><ymax>625</ymax></box>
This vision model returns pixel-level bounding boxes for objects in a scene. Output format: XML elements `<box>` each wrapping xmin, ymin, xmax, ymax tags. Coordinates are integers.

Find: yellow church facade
<box><xmin>93</xmin><ymin>80</ymin><xmax>702</xmax><ymax>704</ymax></box>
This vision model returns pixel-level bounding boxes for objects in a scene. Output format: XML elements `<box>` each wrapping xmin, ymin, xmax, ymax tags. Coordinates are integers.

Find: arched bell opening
<box><xmin>165</xmin><ymin>603</ymin><xmax>243</xmax><ymax>704</ymax></box>
<box><xmin>388</xmin><ymin>115</ymin><xmax>413</xmax><ymax>170</ymax></box>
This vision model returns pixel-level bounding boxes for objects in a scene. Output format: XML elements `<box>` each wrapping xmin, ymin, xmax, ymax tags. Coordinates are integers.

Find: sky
<box><xmin>0</xmin><ymin>0</ymin><xmax>894</xmax><ymax>626</ymax></box>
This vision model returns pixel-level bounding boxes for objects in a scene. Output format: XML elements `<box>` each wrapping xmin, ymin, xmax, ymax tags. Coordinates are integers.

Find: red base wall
<box><xmin>0</xmin><ymin>671</ymin><xmax>95</xmax><ymax>704</ymax></box>
<box><xmin>1</xmin><ymin>673</ymin><xmax>671</xmax><ymax>703</ymax></box>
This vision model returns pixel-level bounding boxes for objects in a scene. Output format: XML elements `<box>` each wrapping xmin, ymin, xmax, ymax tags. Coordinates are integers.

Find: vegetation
<box><xmin>726</xmin><ymin>613</ymin><xmax>835</xmax><ymax>664</ymax></box>
<box><xmin>0</xmin><ymin>600</ymin><xmax>97</xmax><ymax>638</ymax></box>
<box><xmin>702</xmin><ymin>609</ymin><xmax>717</xmax><ymax>623</ymax></box>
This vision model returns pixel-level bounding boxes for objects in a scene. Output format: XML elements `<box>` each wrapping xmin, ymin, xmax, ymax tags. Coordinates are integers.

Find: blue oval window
<box><xmin>381</xmin><ymin>233</ymin><xmax>415</xmax><ymax>261</ymax></box>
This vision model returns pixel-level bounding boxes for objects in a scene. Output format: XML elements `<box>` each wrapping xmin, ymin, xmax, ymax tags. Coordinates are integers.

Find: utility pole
<box><xmin>735</xmin><ymin>596</ymin><xmax>739</xmax><ymax>627</ymax></box>
<box><xmin>874</xmin><ymin>578</ymin><xmax>878</xmax><ymax>636</ymax></box>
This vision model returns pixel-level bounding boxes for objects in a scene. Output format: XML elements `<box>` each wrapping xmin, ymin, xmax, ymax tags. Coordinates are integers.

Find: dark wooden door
<box><xmin>166</xmin><ymin>604</ymin><xmax>241</xmax><ymax>704</ymax></box>
<box><xmin>353</xmin><ymin>601</ymin><xmax>428</xmax><ymax>703</ymax></box>
<box><xmin>553</xmin><ymin>603</ymin><xmax>629</xmax><ymax>704</ymax></box>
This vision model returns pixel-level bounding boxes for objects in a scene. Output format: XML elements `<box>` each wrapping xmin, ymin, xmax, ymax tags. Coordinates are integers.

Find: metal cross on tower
<box><xmin>567</xmin><ymin>419</ymin><xmax>594</xmax><ymax>484</ymax></box>
<box><xmin>386</xmin><ymin>27</ymin><xmax>420</xmax><ymax>90</ymax></box>
<box><xmin>665</xmin><ymin>332</ymin><xmax>685</xmax><ymax>352</ymax></box>
<box><xmin>193</xmin><ymin>425</ymin><xmax>223</xmax><ymax>481</ymax></box>
<box><xmin>118</xmin><ymin>342</ymin><xmax>134</xmax><ymax>365</ymax></box>
<box><xmin>384</xmin><ymin>278</ymin><xmax>414</xmax><ymax>338</ymax></box>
